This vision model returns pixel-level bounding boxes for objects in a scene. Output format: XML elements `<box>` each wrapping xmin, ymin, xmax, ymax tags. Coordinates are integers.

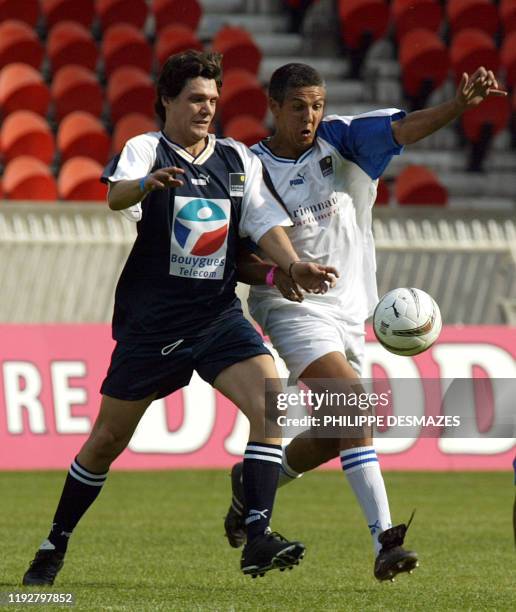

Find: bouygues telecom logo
<box><xmin>170</xmin><ymin>197</ymin><xmax>230</xmax><ymax>280</ymax></box>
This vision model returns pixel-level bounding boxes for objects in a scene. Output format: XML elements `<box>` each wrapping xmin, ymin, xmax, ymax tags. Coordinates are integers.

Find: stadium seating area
<box><xmin>0</xmin><ymin>0</ymin><xmax>514</xmax><ymax>207</ymax></box>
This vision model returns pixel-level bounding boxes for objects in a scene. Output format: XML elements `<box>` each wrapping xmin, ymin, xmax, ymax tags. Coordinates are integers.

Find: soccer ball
<box><xmin>373</xmin><ymin>288</ymin><xmax>442</xmax><ymax>356</ymax></box>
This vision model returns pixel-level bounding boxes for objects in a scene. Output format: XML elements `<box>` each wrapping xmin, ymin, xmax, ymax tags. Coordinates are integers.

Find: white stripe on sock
<box><xmin>71</xmin><ymin>460</ymin><xmax>108</xmax><ymax>480</ymax></box>
<box><xmin>69</xmin><ymin>469</ymin><xmax>106</xmax><ymax>487</ymax></box>
<box><xmin>243</xmin><ymin>453</ymin><xmax>282</xmax><ymax>464</ymax></box>
<box><xmin>245</xmin><ymin>445</ymin><xmax>283</xmax><ymax>457</ymax></box>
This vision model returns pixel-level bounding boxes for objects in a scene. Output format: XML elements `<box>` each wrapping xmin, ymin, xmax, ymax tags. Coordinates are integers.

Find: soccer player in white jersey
<box><xmin>225</xmin><ymin>62</ymin><xmax>506</xmax><ymax>581</ymax></box>
<box><xmin>21</xmin><ymin>51</ymin><xmax>339</xmax><ymax>586</ymax></box>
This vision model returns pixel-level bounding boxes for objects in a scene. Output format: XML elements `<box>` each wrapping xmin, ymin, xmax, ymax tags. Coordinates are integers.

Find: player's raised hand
<box><xmin>274</xmin><ymin>268</ymin><xmax>304</xmax><ymax>302</ymax></box>
<box><xmin>456</xmin><ymin>68</ymin><xmax>507</xmax><ymax>109</ymax></box>
<box><xmin>290</xmin><ymin>262</ymin><xmax>339</xmax><ymax>294</ymax></box>
<box><xmin>144</xmin><ymin>166</ymin><xmax>185</xmax><ymax>191</ymax></box>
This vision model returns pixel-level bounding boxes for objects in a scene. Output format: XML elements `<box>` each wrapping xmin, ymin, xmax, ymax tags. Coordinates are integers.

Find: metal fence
<box><xmin>0</xmin><ymin>204</ymin><xmax>514</xmax><ymax>324</ymax></box>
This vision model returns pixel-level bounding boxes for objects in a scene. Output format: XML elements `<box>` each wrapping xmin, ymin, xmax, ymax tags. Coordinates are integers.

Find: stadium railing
<box><xmin>0</xmin><ymin>204</ymin><xmax>514</xmax><ymax>325</ymax></box>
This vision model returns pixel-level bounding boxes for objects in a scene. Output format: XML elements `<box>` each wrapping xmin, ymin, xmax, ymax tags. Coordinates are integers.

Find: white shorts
<box><xmin>259</xmin><ymin>301</ymin><xmax>366</xmax><ymax>384</ymax></box>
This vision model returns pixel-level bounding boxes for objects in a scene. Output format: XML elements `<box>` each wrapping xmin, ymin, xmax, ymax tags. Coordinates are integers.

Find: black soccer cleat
<box><xmin>374</xmin><ymin>512</ymin><xmax>419</xmax><ymax>582</ymax></box>
<box><xmin>22</xmin><ymin>549</ymin><xmax>65</xmax><ymax>586</ymax></box>
<box><xmin>224</xmin><ymin>462</ymin><xmax>246</xmax><ymax>548</ymax></box>
<box><xmin>241</xmin><ymin>531</ymin><xmax>306</xmax><ymax>578</ymax></box>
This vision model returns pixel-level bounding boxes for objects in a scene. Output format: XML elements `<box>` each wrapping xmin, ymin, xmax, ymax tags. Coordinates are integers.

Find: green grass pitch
<box><xmin>1</xmin><ymin>471</ymin><xmax>514</xmax><ymax>611</ymax></box>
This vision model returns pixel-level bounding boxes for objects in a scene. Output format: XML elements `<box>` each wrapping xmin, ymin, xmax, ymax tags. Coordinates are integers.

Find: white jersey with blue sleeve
<box><xmin>249</xmin><ymin>109</ymin><xmax>405</xmax><ymax>327</ymax></box>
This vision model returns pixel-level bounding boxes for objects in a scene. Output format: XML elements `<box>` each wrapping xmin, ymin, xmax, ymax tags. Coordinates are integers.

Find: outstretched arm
<box><xmin>391</xmin><ymin>67</ymin><xmax>507</xmax><ymax>146</ymax></box>
<box><xmin>108</xmin><ymin>167</ymin><xmax>185</xmax><ymax>210</ymax></box>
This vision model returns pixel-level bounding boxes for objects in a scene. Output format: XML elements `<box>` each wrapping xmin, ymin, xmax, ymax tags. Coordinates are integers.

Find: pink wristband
<box><xmin>265</xmin><ymin>265</ymin><xmax>278</xmax><ymax>287</ymax></box>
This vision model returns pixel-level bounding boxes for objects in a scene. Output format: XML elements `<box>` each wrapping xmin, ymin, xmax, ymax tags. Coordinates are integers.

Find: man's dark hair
<box><xmin>155</xmin><ymin>50</ymin><xmax>223</xmax><ymax>122</ymax></box>
<box><xmin>268</xmin><ymin>63</ymin><xmax>325</xmax><ymax>104</ymax></box>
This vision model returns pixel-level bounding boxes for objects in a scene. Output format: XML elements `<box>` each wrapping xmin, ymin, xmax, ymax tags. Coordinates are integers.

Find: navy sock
<box><xmin>242</xmin><ymin>442</ymin><xmax>282</xmax><ymax>542</ymax></box>
<box><xmin>45</xmin><ymin>457</ymin><xmax>108</xmax><ymax>553</ymax></box>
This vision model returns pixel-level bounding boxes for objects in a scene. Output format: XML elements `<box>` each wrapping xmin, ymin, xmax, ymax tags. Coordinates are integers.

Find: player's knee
<box><xmin>88</xmin><ymin>426</ymin><xmax>129</xmax><ymax>462</ymax></box>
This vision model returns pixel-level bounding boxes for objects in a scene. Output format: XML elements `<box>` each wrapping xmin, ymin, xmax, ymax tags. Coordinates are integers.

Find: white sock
<box><xmin>278</xmin><ymin>445</ymin><xmax>303</xmax><ymax>487</ymax></box>
<box><xmin>340</xmin><ymin>446</ymin><xmax>392</xmax><ymax>555</ymax></box>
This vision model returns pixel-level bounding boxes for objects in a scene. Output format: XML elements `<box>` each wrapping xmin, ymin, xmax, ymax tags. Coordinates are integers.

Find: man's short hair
<box><xmin>155</xmin><ymin>50</ymin><xmax>223</xmax><ymax>122</ymax></box>
<box><xmin>268</xmin><ymin>63</ymin><xmax>325</xmax><ymax>104</ymax></box>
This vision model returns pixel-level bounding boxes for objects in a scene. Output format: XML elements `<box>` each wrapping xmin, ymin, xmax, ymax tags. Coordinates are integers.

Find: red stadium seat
<box><xmin>1</xmin><ymin>110</ymin><xmax>54</xmax><ymax>164</ymax></box>
<box><xmin>153</xmin><ymin>0</ymin><xmax>202</xmax><ymax>33</ymax></box>
<box><xmin>391</xmin><ymin>0</ymin><xmax>442</xmax><ymax>42</ymax></box>
<box><xmin>223</xmin><ymin>115</ymin><xmax>269</xmax><ymax>147</ymax></box>
<box><xmin>0</xmin><ymin>20</ymin><xmax>44</xmax><ymax>69</ymax></box>
<box><xmin>338</xmin><ymin>0</ymin><xmax>389</xmax><ymax>49</ymax></box>
<box><xmin>463</xmin><ymin>94</ymin><xmax>510</xmax><ymax>171</ymax></box>
<box><xmin>112</xmin><ymin>113</ymin><xmax>157</xmax><ymax>153</ymax></box>
<box><xmin>447</xmin><ymin>0</ymin><xmax>499</xmax><ymax>37</ymax></box>
<box><xmin>107</xmin><ymin>66</ymin><xmax>155</xmax><ymax>122</ymax></box>
<box><xmin>395</xmin><ymin>165</ymin><xmax>448</xmax><ymax>206</ymax></box>
<box><xmin>155</xmin><ymin>25</ymin><xmax>203</xmax><ymax>68</ymax></box>
<box><xmin>375</xmin><ymin>177</ymin><xmax>389</xmax><ymax>206</ymax></box>
<box><xmin>97</xmin><ymin>0</ymin><xmax>147</xmax><ymax>31</ymax></box>
<box><xmin>218</xmin><ymin>70</ymin><xmax>267</xmax><ymax>127</ymax></box>
<box><xmin>51</xmin><ymin>65</ymin><xmax>103</xmax><ymax>121</ymax></box>
<box><xmin>0</xmin><ymin>63</ymin><xmax>50</xmax><ymax>117</ymax></box>
<box><xmin>450</xmin><ymin>29</ymin><xmax>499</xmax><ymax>84</ymax></box>
<box><xmin>462</xmin><ymin>95</ymin><xmax>511</xmax><ymax>142</ymax></box>
<box><xmin>500</xmin><ymin>0</ymin><xmax>516</xmax><ymax>36</ymax></box>
<box><xmin>399</xmin><ymin>29</ymin><xmax>449</xmax><ymax>98</ymax></box>
<box><xmin>47</xmin><ymin>21</ymin><xmax>97</xmax><ymax>73</ymax></box>
<box><xmin>0</xmin><ymin>0</ymin><xmax>39</xmax><ymax>28</ymax></box>
<box><xmin>58</xmin><ymin>157</ymin><xmax>107</xmax><ymax>201</ymax></box>
<box><xmin>3</xmin><ymin>156</ymin><xmax>58</xmax><ymax>200</ymax></box>
<box><xmin>212</xmin><ymin>26</ymin><xmax>262</xmax><ymax>75</ymax></box>
<box><xmin>500</xmin><ymin>31</ymin><xmax>516</xmax><ymax>88</ymax></box>
<box><xmin>102</xmin><ymin>24</ymin><xmax>152</xmax><ymax>79</ymax></box>
<box><xmin>57</xmin><ymin>111</ymin><xmax>110</xmax><ymax>164</ymax></box>
<box><xmin>41</xmin><ymin>0</ymin><xmax>95</xmax><ymax>28</ymax></box>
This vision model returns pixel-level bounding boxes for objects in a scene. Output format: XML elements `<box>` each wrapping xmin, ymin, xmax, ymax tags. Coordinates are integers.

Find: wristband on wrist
<box><xmin>139</xmin><ymin>175</ymin><xmax>148</xmax><ymax>194</ymax></box>
<box><xmin>265</xmin><ymin>265</ymin><xmax>278</xmax><ymax>287</ymax></box>
<box><xmin>288</xmin><ymin>260</ymin><xmax>300</xmax><ymax>278</ymax></box>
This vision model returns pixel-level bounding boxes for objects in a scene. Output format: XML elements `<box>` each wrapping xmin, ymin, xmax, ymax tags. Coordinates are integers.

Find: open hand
<box><xmin>290</xmin><ymin>262</ymin><xmax>339</xmax><ymax>294</ymax></box>
<box><xmin>456</xmin><ymin>68</ymin><xmax>507</xmax><ymax>109</ymax></box>
<box><xmin>143</xmin><ymin>166</ymin><xmax>185</xmax><ymax>191</ymax></box>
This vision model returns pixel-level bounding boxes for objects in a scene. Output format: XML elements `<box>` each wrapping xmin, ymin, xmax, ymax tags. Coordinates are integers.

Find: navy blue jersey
<box><xmin>102</xmin><ymin>132</ymin><xmax>290</xmax><ymax>343</ymax></box>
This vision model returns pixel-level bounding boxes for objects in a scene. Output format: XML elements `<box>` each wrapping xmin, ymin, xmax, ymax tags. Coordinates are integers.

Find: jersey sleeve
<box><xmin>317</xmin><ymin>109</ymin><xmax>406</xmax><ymax>180</ymax></box>
<box><xmin>232</xmin><ymin>141</ymin><xmax>292</xmax><ymax>243</ymax></box>
<box><xmin>100</xmin><ymin>132</ymin><xmax>159</xmax><ymax>222</ymax></box>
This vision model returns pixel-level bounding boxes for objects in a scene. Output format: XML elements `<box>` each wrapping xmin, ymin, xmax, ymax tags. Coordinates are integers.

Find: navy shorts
<box><xmin>100</xmin><ymin>314</ymin><xmax>271</xmax><ymax>401</ymax></box>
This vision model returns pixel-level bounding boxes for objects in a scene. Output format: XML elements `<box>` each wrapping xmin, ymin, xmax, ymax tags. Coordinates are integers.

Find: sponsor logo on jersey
<box><xmin>229</xmin><ymin>173</ymin><xmax>245</xmax><ymax>196</ymax></box>
<box><xmin>291</xmin><ymin>194</ymin><xmax>340</xmax><ymax>225</ymax></box>
<box><xmin>289</xmin><ymin>172</ymin><xmax>306</xmax><ymax>187</ymax></box>
<box><xmin>319</xmin><ymin>155</ymin><xmax>333</xmax><ymax>177</ymax></box>
<box><xmin>191</xmin><ymin>173</ymin><xmax>210</xmax><ymax>186</ymax></box>
<box><xmin>170</xmin><ymin>197</ymin><xmax>230</xmax><ymax>280</ymax></box>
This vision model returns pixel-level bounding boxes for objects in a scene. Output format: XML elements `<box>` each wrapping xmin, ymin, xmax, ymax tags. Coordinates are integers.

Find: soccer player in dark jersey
<box><xmin>22</xmin><ymin>51</ymin><xmax>338</xmax><ymax>586</ymax></box>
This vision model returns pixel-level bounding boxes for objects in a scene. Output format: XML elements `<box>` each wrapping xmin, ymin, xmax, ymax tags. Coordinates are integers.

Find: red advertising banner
<box><xmin>0</xmin><ymin>325</ymin><xmax>514</xmax><ymax>471</ymax></box>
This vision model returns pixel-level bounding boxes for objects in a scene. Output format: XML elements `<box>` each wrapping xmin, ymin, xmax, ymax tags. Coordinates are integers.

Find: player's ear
<box><xmin>269</xmin><ymin>97</ymin><xmax>281</xmax><ymax>117</ymax></box>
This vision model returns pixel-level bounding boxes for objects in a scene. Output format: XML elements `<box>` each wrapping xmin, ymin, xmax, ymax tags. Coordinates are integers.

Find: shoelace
<box><xmin>266</xmin><ymin>531</ymin><xmax>288</xmax><ymax>543</ymax></box>
<box><xmin>379</xmin><ymin>510</ymin><xmax>416</xmax><ymax>550</ymax></box>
